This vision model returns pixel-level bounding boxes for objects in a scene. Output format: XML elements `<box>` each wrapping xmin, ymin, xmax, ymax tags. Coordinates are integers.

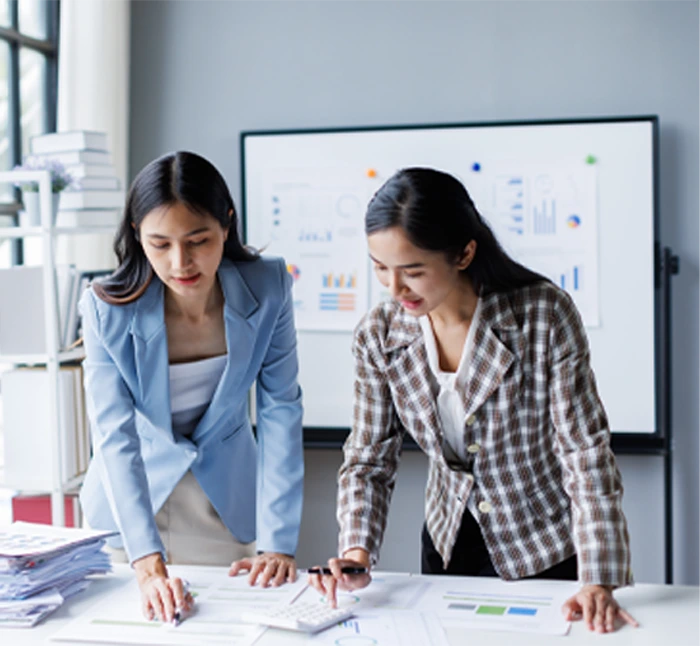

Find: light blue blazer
<box><xmin>78</xmin><ymin>256</ymin><xmax>304</xmax><ymax>563</ymax></box>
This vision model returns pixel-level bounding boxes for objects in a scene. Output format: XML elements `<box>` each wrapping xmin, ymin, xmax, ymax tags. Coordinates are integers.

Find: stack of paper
<box><xmin>0</xmin><ymin>522</ymin><xmax>115</xmax><ymax>627</ymax></box>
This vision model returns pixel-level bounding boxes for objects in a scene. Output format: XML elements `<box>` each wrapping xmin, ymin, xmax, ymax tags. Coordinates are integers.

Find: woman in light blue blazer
<box><xmin>79</xmin><ymin>151</ymin><xmax>303</xmax><ymax>623</ymax></box>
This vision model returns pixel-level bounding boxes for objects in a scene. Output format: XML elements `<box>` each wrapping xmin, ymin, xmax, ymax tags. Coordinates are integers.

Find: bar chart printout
<box><xmin>417</xmin><ymin>578</ymin><xmax>579</xmax><ymax>635</ymax></box>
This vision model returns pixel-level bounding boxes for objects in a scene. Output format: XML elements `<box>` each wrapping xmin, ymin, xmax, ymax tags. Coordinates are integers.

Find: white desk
<box><xmin>2</xmin><ymin>565</ymin><xmax>698</xmax><ymax>645</ymax></box>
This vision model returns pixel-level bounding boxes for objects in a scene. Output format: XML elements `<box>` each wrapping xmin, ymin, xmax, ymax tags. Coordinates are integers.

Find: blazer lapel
<box><xmin>384</xmin><ymin>309</ymin><xmax>443</xmax><ymax>456</ymax></box>
<box><xmin>191</xmin><ymin>261</ymin><xmax>260</xmax><ymax>444</ymax></box>
<box><xmin>461</xmin><ymin>290</ymin><xmax>525</xmax><ymax>416</ymax></box>
<box><xmin>131</xmin><ymin>278</ymin><xmax>173</xmax><ymax>439</ymax></box>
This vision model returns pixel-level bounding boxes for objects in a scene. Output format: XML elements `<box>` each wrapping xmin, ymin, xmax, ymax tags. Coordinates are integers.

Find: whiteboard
<box><xmin>241</xmin><ymin>118</ymin><xmax>658</xmax><ymax>441</ymax></box>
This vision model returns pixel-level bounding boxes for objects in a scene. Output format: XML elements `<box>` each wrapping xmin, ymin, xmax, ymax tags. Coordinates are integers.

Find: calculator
<box><xmin>241</xmin><ymin>600</ymin><xmax>354</xmax><ymax>633</ymax></box>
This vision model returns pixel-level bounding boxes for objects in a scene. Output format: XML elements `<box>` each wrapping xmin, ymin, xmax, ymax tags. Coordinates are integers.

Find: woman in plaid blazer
<box><xmin>310</xmin><ymin>168</ymin><xmax>636</xmax><ymax>633</ymax></box>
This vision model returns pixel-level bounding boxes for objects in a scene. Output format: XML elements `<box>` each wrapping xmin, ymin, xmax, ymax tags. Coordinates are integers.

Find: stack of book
<box><xmin>0</xmin><ymin>522</ymin><xmax>114</xmax><ymax>628</ymax></box>
<box><xmin>30</xmin><ymin>130</ymin><xmax>124</xmax><ymax>227</ymax></box>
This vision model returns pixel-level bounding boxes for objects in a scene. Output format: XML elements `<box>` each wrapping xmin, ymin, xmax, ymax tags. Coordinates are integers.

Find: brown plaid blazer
<box><xmin>338</xmin><ymin>281</ymin><xmax>632</xmax><ymax>587</ymax></box>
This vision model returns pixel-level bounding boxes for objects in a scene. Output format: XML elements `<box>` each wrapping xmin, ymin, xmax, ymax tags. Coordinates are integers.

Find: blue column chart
<box><xmin>559</xmin><ymin>264</ymin><xmax>583</xmax><ymax>291</ymax></box>
<box><xmin>533</xmin><ymin>198</ymin><xmax>556</xmax><ymax>235</ymax></box>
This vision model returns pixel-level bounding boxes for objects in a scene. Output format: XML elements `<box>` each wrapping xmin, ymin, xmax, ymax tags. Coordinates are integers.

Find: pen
<box><xmin>307</xmin><ymin>567</ymin><xmax>368</xmax><ymax>575</ymax></box>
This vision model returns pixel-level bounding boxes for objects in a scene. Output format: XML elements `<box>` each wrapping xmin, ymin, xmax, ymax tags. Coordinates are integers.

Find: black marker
<box><xmin>307</xmin><ymin>567</ymin><xmax>368</xmax><ymax>575</ymax></box>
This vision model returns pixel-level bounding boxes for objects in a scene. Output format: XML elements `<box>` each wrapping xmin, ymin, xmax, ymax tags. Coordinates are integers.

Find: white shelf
<box><xmin>0</xmin><ymin>168</ymin><xmax>116</xmax><ymax>527</ymax></box>
<box><xmin>0</xmin><ymin>347</ymin><xmax>85</xmax><ymax>365</ymax></box>
<box><xmin>0</xmin><ymin>225</ymin><xmax>116</xmax><ymax>238</ymax></box>
<box><xmin>0</xmin><ymin>472</ymin><xmax>85</xmax><ymax>494</ymax></box>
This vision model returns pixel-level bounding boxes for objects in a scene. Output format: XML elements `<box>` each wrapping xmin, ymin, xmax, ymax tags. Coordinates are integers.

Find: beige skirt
<box><xmin>94</xmin><ymin>471</ymin><xmax>256</xmax><ymax>566</ymax></box>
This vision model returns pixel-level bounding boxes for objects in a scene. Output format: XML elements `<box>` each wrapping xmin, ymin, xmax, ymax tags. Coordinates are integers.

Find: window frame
<box><xmin>0</xmin><ymin>0</ymin><xmax>59</xmax><ymax>262</ymax></box>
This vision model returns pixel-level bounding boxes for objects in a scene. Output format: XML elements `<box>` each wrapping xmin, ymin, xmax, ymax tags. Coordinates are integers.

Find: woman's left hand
<box><xmin>229</xmin><ymin>552</ymin><xmax>297</xmax><ymax>587</ymax></box>
<box><xmin>562</xmin><ymin>584</ymin><xmax>639</xmax><ymax>633</ymax></box>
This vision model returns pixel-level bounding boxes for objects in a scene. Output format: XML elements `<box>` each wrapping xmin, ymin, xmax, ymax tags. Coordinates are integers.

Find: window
<box><xmin>0</xmin><ymin>0</ymin><xmax>59</xmax><ymax>265</ymax></box>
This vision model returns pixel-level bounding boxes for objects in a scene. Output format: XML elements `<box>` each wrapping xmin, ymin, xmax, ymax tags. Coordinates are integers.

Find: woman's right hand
<box><xmin>307</xmin><ymin>549</ymin><xmax>372</xmax><ymax>608</ymax></box>
<box><xmin>132</xmin><ymin>552</ymin><xmax>193</xmax><ymax>622</ymax></box>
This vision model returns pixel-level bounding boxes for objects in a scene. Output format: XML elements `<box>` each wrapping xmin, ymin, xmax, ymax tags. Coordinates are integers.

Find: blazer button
<box><xmin>466</xmin><ymin>443</ymin><xmax>481</xmax><ymax>454</ymax></box>
<box><xmin>466</xmin><ymin>414</ymin><xmax>476</xmax><ymax>426</ymax></box>
<box><xmin>465</xmin><ymin>473</ymin><xmax>474</xmax><ymax>483</ymax></box>
<box><xmin>185</xmin><ymin>449</ymin><xmax>197</xmax><ymax>461</ymax></box>
<box><xmin>478</xmin><ymin>501</ymin><xmax>493</xmax><ymax>514</ymax></box>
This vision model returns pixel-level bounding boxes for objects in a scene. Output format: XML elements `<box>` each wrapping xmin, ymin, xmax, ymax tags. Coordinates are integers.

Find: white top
<box><xmin>169</xmin><ymin>355</ymin><xmax>227</xmax><ymax>436</ymax></box>
<box><xmin>419</xmin><ymin>298</ymin><xmax>482</xmax><ymax>464</ymax></box>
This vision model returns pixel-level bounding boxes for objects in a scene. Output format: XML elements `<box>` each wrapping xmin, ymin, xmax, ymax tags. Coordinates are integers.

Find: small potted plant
<box><xmin>13</xmin><ymin>156</ymin><xmax>73</xmax><ymax>226</ymax></box>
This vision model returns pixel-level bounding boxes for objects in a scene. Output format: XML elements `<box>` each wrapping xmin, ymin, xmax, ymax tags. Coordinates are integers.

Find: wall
<box><xmin>129</xmin><ymin>0</ymin><xmax>699</xmax><ymax>583</ymax></box>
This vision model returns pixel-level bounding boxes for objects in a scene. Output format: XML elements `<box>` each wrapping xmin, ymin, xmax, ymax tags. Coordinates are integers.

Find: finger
<box><xmin>605</xmin><ymin>603</ymin><xmax>617</xmax><ymax>632</ymax></box>
<box><xmin>593</xmin><ymin>597</ymin><xmax>608</xmax><ymax>633</ymax></box>
<box><xmin>618</xmin><ymin>607</ymin><xmax>640</xmax><ymax>628</ymax></box>
<box><xmin>581</xmin><ymin>596</ymin><xmax>596</xmax><ymax>630</ymax></box>
<box><xmin>171</xmin><ymin>578</ymin><xmax>186</xmax><ymax>611</ymax></box>
<box><xmin>142</xmin><ymin>596</ymin><xmax>155</xmax><ymax>621</ymax></box>
<box><xmin>157</xmin><ymin>581</ymin><xmax>176</xmax><ymax>623</ymax></box>
<box><xmin>272</xmin><ymin>561</ymin><xmax>288</xmax><ymax>587</ymax></box>
<box><xmin>150</xmin><ymin>588</ymin><xmax>166</xmax><ymax>623</ymax></box>
<box><xmin>324</xmin><ymin>575</ymin><xmax>339</xmax><ymax>608</ymax></box>
<box><xmin>248</xmin><ymin>558</ymin><xmax>266</xmax><ymax>586</ymax></box>
<box><xmin>258</xmin><ymin>559</ymin><xmax>278</xmax><ymax>588</ymax></box>
<box><xmin>287</xmin><ymin>560</ymin><xmax>297</xmax><ymax>583</ymax></box>
<box><xmin>307</xmin><ymin>567</ymin><xmax>326</xmax><ymax>596</ymax></box>
<box><xmin>328</xmin><ymin>558</ymin><xmax>345</xmax><ymax>581</ymax></box>
<box><xmin>561</xmin><ymin>598</ymin><xmax>582</xmax><ymax>621</ymax></box>
<box><xmin>229</xmin><ymin>557</ymin><xmax>253</xmax><ymax>577</ymax></box>
<box><xmin>307</xmin><ymin>574</ymin><xmax>324</xmax><ymax>595</ymax></box>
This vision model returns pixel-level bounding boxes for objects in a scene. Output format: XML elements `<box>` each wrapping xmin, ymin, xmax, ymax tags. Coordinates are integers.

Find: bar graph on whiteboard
<box><xmin>526</xmin><ymin>254</ymin><xmax>598</xmax><ymax>327</ymax></box>
<box><xmin>559</xmin><ymin>265</ymin><xmax>583</xmax><ymax>291</ymax></box>
<box><xmin>319</xmin><ymin>270</ymin><xmax>359</xmax><ymax>312</ymax></box>
<box><xmin>319</xmin><ymin>293</ymin><xmax>356</xmax><ymax>311</ymax></box>
<box><xmin>533</xmin><ymin>199</ymin><xmax>556</xmax><ymax>235</ymax></box>
<box><xmin>322</xmin><ymin>271</ymin><xmax>357</xmax><ymax>289</ymax></box>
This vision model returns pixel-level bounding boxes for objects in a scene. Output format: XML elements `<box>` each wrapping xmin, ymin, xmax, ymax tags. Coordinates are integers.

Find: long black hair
<box><xmin>365</xmin><ymin>167</ymin><xmax>547</xmax><ymax>295</ymax></box>
<box><xmin>94</xmin><ymin>151</ymin><xmax>256</xmax><ymax>304</ymax></box>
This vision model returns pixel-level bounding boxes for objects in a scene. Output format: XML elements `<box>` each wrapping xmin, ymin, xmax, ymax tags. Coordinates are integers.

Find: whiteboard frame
<box><xmin>240</xmin><ymin>116</ymin><xmax>664</xmax><ymax>455</ymax></box>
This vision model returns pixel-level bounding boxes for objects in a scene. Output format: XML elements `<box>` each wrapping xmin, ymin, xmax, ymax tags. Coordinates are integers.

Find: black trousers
<box><xmin>421</xmin><ymin>510</ymin><xmax>578</xmax><ymax>580</ymax></box>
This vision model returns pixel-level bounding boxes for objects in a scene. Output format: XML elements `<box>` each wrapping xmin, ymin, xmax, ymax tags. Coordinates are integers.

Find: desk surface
<box><xmin>1</xmin><ymin>565</ymin><xmax>698</xmax><ymax>645</ymax></box>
